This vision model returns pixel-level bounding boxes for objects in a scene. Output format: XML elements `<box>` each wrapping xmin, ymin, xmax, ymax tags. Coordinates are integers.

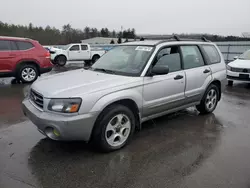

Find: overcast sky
<box><xmin>0</xmin><ymin>0</ymin><xmax>249</xmax><ymax>36</ymax></box>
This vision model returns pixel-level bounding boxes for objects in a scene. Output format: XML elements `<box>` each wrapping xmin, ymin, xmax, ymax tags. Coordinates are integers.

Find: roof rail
<box><xmin>173</xmin><ymin>35</ymin><xmax>181</xmax><ymax>41</ymax></box>
<box><xmin>155</xmin><ymin>35</ymin><xmax>211</xmax><ymax>45</ymax></box>
<box><xmin>201</xmin><ymin>36</ymin><xmax>210</xmax><ymax>42</ymax></box>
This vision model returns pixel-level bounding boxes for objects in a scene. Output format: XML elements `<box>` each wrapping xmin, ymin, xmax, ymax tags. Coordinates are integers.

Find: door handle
<box><xmin>203</xmin><ymin>69</ymin><xmax>210</xmax><ymax>73</ymax></box>
<box><xmin>174</xmin><ymin>75</ymin><xmax>183</xmax><ymax>80</ymax></box>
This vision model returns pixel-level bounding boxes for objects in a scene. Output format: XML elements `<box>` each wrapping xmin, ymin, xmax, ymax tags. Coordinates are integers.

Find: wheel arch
<box><xmin>54</xmin><ymin>54</ymin><xmax>67</xmax><ymax>62</ymax></box>
<box><xmin>90</xmin><ymin>98</ymin><xmax>141</xmax><ymax>141</ymax></box>
<box><xmin>15</xmin><ymin>60</ymin><xmax>41</xmax><ymax>76</ymax></box>
<box><xmin>92</xmin><ymin>54</ymin><xmax>100</xmax><ymax>60</ymax></box>
<box><xmin>209</xmin><ymin>80</ymin><xmax>221</xmax><ymax>101</ymax></box>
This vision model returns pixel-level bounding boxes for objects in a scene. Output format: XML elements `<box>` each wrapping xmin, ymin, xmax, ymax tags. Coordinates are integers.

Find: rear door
<box><xmin>80</xmin><ymin>45</ymin><xmax>91</xmax><ymax>60</ymax></box>
<box><xmin>201</xmin><ymin>44</ymin><xmax>226</xmax><ymax>79</ymax></box>
<box><xmin>68</xmin><ymin>44</ymin><xmax>81</xmax><ymax>60</ymax></box>
<box><xmin>180</xmin><ymin>45</ymin><xmax>212</xmax><ymax>102</ymax></box>
<box><xmin>0</xmin><ymin>40</ymin><xmax>13</xmax><ymax>73</ymax></box>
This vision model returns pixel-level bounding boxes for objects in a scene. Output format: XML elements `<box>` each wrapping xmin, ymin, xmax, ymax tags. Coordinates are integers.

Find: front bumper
<box><xmin>227</xmin><ymin>70</ymin><xmax>250</xmax><ymax>83</ymax></box>
<box><xmin>22</xmin><ymin>99</ymin><xmax>99</xmax><ymax>141</ymax></box>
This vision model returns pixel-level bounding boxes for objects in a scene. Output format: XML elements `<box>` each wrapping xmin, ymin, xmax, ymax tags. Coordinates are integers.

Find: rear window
<box><xmin>0</xmin><ymin>40</ymin><xmax>10</xmax><ymax>51</ymax></box>
<box><xmin>202</xmin><ymin>45</ymin><xmax>221</xmax><ymax>64</ymax></box>
<box><xmin>16</xmin><ymin>41</ymin><xmax>34</xmax><ymax>50</ymax></box>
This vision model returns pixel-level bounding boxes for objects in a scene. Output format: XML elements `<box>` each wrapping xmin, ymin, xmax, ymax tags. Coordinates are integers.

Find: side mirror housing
<box><xmin>234</xmin><ymin>56</ymin><xmax>238</xmax><ymax>60</ymax></box>
<box><xmin>151</xmin><ymin>65</ymin><xmax>169</xmax><ymax>76</ymax></box>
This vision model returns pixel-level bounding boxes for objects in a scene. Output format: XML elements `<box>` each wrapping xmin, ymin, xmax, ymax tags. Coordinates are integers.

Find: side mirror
<box><xmin>151</xmin><ymin>65</ymin><xmax>169</xmax><ymax>76</ymax></box>
<box><xmin>234</xmin><ymin>56</ymin><xmax>238</xmax><ymax>60</ymax></box>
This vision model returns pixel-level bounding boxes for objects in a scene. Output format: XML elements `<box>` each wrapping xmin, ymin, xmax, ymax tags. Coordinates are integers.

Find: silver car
<box><xmin>22</xmin><ymin>38</ymin><xmax>226</xmax><ymax>152</ymax></box>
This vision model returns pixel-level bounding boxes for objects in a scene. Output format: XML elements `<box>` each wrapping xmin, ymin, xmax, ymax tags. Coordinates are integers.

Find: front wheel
<box><xmin>92</xmin><ymin>105</ymin><xmax>136</xmax><ymax>152</ymax></box>
<box><xmin>228</xmin><ymin>80</ymin><xmax>233</xmax><ymax>86</ymax></box>
<box><xmin>55</xmin><ymin>56</ymin><xmax>67</xmax><ymax>66</ymax></box>
<box><xmin>196</xmin><ymin>84</ymin><xmax>219</xmax><ymax>114</ymax></box>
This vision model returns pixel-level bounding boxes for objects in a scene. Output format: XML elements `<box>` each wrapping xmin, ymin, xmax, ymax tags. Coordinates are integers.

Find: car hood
<box><xmin>31</xmin><ymin>69</ymin><xmax>142</xmax><ymax>98</ymax></box>
<box><xmin>228</xmin><ymin>59</ymin><xmax>250</xmax><ymax>69</ymax></box>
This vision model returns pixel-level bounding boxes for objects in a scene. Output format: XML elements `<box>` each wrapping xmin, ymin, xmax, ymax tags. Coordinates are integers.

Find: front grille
<box><xmin>231</xmin><ymin>67</ymin><xmax>250</xmax><ymax>73</ymax></box>
<box><xmin>30</xmin><ymin>89</ymin><xmax>44</xmax><ymax>109</ymax></box>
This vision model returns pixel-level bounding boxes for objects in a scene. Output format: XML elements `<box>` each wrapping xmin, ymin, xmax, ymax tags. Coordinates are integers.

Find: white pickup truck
<box><xmin>50</xmin><ymin>43</ymin><xmax>106</xmax><ymax>66</ymax></box>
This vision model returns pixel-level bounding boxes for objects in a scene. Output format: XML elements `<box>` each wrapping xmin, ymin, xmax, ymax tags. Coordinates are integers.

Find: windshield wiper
<box><xmin>93</xmin><ymin>68</ymin><xmax>115</xmax><ymax>74</ymax></box>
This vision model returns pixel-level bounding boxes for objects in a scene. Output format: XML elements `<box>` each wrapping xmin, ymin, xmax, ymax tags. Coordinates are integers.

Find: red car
<box><xmin>0</xmin><ymin>36</ymin><xmax>53</xmax><ymax>83</ymax></box>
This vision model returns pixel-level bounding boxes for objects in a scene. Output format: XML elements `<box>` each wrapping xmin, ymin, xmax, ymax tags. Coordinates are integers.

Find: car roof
<box><xmin>0</xmin><ymin>36</ymin><xmax>32</xmax><ymax>41</ymax></box>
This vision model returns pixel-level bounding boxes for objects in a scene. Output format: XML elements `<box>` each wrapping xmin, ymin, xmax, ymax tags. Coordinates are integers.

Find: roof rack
<box><xmin>156</xmin><ymin>35</ymin><xmax>211</xmax><ymax>45</ymax></box>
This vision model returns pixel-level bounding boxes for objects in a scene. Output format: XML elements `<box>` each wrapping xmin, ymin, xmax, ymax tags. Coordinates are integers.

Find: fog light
<box><xmin>53</xmin><ymin>129</ymin><xmax>60</xmax><ymax>137</ymax></box>
<box><xmin>44</xmin><ymin>127</ymin><xmax>60</xmax><ymax>140</ymax></box>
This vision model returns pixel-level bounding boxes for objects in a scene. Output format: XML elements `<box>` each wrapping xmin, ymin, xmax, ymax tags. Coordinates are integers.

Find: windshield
<box><xmin>91</xmin><ymin>45</ymin><xmax>154</xmax><ymax>76</ymax></box>
<box><xmin>239</xmin><ymin>50</ymin><xmax>250</xmax><ymax>60</ymax></box>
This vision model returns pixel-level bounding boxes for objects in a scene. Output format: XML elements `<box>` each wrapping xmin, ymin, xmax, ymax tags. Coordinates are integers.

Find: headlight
<box><xmin>48</xmin><ymin>98</ymin><xmax>82</xmax><ymax>113</ymax></box>
<box><xmin>227</xmin><ymin>65</ymin><xmax>232</xmax><ymax>71</ymax></box>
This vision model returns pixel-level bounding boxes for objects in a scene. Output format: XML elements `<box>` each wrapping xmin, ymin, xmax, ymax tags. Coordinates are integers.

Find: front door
<box><xmin>180</xmin><ymin>45</ymin><xmax>212</xmax><ymax>101</ymax></box>
<box><xmin>143</xmin><ymin>46</ymin><xmax>185</xmax><ymax>117</ymax></box>
<box><xmin>68</xmin><ymin>44</ymin><xmax>82</xmax><ymax>60</ymax></box>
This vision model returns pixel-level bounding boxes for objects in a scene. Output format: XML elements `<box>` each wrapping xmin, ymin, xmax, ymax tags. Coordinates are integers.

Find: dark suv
<box><xmin>0</xmin><ymin>36</ymin><xmax>53</xmax><ymax>83</ymax></box>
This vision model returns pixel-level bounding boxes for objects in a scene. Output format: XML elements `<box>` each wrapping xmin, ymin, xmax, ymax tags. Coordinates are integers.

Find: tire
<box><xmin>55</xmin><ymin>56</ymin><xmax>67</xmax><ymax>66</ymax></box>
<box><xmin>84</xmin><ymin>60</ymin><xmax>92</xmax><ymax>66</ymax></box>
<box><xmin>92</xmin><ymin>55</ymin><xmax>100</xmax><ymax>64</ymax></box>
<box><xmin>196</xmin><ymin>84</ymin><xmax>219</xmax><ymax>114</ymax></box>
<box><xmin>18</xmin><ymin>64</ymin><xmax>38</xmax><ymax>83</ymax></box>
<box><xmin>91</xmin><ymin>105</ymin><xmax>136</xmax><ymax>152</ymax></box>
<box><xmin>228</xmin><ymin>80</ymin><xmax>233</xmax><ymax>86</ymax></box>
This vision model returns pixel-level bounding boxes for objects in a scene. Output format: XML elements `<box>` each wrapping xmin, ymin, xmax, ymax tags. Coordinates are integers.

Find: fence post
<box><xmin>226</xmin><ymin>44</ymin><xmax>231</xmax><ymax>63</ymax></box>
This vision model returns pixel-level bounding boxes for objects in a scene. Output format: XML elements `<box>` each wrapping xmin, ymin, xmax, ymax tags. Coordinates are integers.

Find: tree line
<box><xmin>0</xmin><ymin>21</ymin><xmax>136</xmax><ymax>45</ymax></box>
<box><xmin>1</xmin><ymin>21</ymin><xmax>249</xmax><ymax>45</ymax></box>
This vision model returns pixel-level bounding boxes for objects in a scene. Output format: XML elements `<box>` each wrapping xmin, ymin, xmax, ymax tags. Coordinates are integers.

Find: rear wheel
<box><xmin>18</xmin><ymin>64</ymin><xmax>38</xmax><ymax>83</ymax></box>
<box><xmin>92</xmin><ymin>55</ymin><xmax>100</xmax><ymax>64</ymax></box>
<box><xmin>228</xmin><ymin>80</ymin><xmax>233</xmax><ymax>86</ymax></box>
<box><xmin>56</xmin><ymin>56</ymin><xmax>67</xmax><ymax>66</ymax></box>
<box><xmin>196</xmin><ymin>84</ymin><xmax>219</xmax><ymax>114</ymax></box>
<box><xmin>92</xmin><ymin>105</ymin><xmax>135</xmax><ymax>152</ymax></box>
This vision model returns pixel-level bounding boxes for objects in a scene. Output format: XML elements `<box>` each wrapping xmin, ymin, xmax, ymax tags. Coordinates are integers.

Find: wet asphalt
<box><xmin>1</xmin><ymin>63</ymin><xmax>250</xmax><ymax>188</ymax></box>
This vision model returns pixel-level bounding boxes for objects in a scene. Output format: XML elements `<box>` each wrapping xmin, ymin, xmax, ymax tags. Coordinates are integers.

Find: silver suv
<box><xmin>22</xmin><ymin>37</ymin><xmax>226</xmax><ymax>152</ymax></box>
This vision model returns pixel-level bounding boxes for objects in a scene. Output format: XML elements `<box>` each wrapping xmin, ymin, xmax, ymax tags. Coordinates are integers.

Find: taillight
<box><xmin>45</xmin><ymin>51</ymin><xmax>50</xmax><ymax>59</ymax></box>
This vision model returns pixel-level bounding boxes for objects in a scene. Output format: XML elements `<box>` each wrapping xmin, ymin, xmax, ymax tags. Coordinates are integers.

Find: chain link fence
<box><xmin>216</xmin><ymin>41</ymin><xmax>250</xmax><ymax>63</ymax></box>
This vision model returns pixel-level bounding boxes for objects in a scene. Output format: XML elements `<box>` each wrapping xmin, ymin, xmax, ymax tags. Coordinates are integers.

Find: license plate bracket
<box><xmin>239</xmin><ymin>74</ymin><xmax>249</xmax><ymax>79</ymax></box>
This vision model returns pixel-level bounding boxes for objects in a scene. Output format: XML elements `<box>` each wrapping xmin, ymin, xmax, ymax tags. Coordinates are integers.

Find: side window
<box><xmin>69</xmin><ymin>45</ymin><xmax>80</xmax><ymax>51</ymax></box>
<box><xmin>202</xmin><ymin>45</ymin><xmax>221</xmax><ymax>64</ymax></box>
<box><xmin>10</xmin><ymin>41</ymin><xmax>18</xmax><ymax>50</ymax></box>
<box><xmin>181</xmin><ymin>46</ymin><xmax>205</xmax><ymax>69</ymax></box>
<box><xmin>0</xmin><ymin>40</ymin><xmax>10</xmax><ymax>51</ymax></box>
<box><xmin>16</xmin><ymin>41</ymin><xmax>34</xmax><ymax>50</ymax></box>
<box><xmin>81</xmin><ymin>45</ymin><xmax>88</xmax><ymax>50</ymax></box>
<box><xmin>154</xmin><ymin>46</ymin><xmax>181</xmax><ymax>73</ymax></box>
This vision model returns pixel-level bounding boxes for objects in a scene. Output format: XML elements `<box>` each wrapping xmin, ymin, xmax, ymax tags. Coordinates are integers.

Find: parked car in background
<box><xmin>227</xmin><ymin>49</ymin><xmax>250</xmax><ymax>86</ymax></box>
<box><xmin>22</xmin><ymin>37</ymin><xmax>226</xmax><ymax>152</ymax></box>
<box><xmin>0</xmin><ymin>36</ymin><xmax>53</xmax><ymax>83</ymax></box>
<box><xmin>50</xmin><ymin>43</ymin><xmax>106</xmax><ymax>66</ymax></box>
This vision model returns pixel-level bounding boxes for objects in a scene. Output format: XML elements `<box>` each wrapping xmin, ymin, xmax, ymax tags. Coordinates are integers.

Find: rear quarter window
<box><xmin>202</xmin><ymin>45</ymin><xmax>221</xmax><ymax>64</ymax></box>
<box><xmin>16</xmin><ymin>41</ymin><xmax>34</xmax><ymax>50</ymax></box>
